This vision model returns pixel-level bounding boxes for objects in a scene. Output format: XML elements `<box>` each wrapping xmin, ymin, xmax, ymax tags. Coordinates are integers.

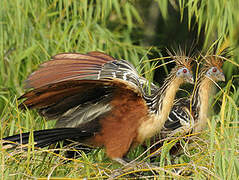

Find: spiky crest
<box><xmin>166</xmin><ymin>47</ymin><xmax>194</xmax><ymax>71</ymax></box>
<box><xmin>203</xmin><ymin>56</ymin><xmax>223</xmax><ymax>72</ymax></box>
<box><xmin>202</xmin><ymin>40</ymin><xmax>233</xmax><ymax>72</ymax></box>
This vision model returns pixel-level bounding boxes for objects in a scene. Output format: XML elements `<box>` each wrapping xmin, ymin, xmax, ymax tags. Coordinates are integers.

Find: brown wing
<box><xmin>25</xmin><ymin>52</ymin><xmax>115</xmax><ymax>89</ymax></box>
<box><xmin>19</xmin><ymin>79</ymin><xmax>116</xmax><ymax>119</ymax></box>
<box><xmin>19</xmin><ymin>77</ymin><xmax>147</xmax><ymax>121</ymax></box>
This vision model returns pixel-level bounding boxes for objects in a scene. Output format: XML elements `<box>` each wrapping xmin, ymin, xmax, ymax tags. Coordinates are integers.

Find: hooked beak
<box><xmin>218</xmin><ymin>72</ymin><xmax>226</xmax><ymax>82</ymax></box>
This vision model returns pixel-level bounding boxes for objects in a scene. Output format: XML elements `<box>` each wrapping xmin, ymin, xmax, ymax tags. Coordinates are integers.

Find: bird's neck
<box><xmin>157</xmin><ymin>77</ymin><xmax>184</xmax><ymax>121</ymax></box>
<box><xmin>136</xmin><ymin>76</ymin><xmax>183</xmax><ymax>144</ymax></box>
<box><xmin>193</xmin><ymin>77</ymin><xmax>214</xmax><ymax>132</ymax></box>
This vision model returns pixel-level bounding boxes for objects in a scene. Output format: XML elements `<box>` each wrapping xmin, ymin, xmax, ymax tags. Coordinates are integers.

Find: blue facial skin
<box><xmin>206</xmin><ymin>67</ymin><xmax>225</xmax><ymax>82</ymax></box>
<box><xmin>176</xmin><ymin>67</ymin><xmax>194</xmax><ymax>84</ymax></box>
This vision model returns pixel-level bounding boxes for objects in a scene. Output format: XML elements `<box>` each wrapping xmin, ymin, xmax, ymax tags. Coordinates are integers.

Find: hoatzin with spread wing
<box><xmin>3</xmin><ymin>51</ymin><xmax>194</xmax><ymax>163</ymax></box>
<box><xmin>160</xmin><ymin>50</ymin><xmax>227</xmax><ymax>140</ymax></box>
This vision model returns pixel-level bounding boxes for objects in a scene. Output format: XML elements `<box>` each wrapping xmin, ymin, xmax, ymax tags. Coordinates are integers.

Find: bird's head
<box><xmin>201</xmin><ymin>44</ymin><xmax>232</xmax><ymax>82</ymax></box>
<box><xmin>203</xmin><ymin>55</ymin><xmax>226</xmax><ymax>82</ymax></box>
<box><xmin>167</xmin><ymin>49</ymin><xmax>195</xmax><ymax>84</ymax></box>
<box><xmin>175</xmin><ymin>56</ymin><xmax>194</xmax><ymax>84</ymax></box>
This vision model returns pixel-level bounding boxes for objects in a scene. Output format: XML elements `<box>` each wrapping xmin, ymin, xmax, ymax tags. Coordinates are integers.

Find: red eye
<box><xmin>183</xmin><ymin>69</ymin><xmax>188</xmax><ymax>73</ymax></box>
<box><xmin>213</xmin><ymin>68</ymin><xmax>217</xmax><ymax>72</ymax></box>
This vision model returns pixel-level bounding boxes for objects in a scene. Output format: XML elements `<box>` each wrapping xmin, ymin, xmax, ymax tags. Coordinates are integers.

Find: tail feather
<box><xmin>3</xmin><ymin>128</ymin><xmax>93</xmax><ymax>149</ymax></box>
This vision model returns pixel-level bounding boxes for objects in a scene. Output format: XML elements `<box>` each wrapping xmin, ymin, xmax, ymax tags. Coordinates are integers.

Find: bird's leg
<box><xmin>107</xmin><ymin>157</ymin><xmax>158</xmax><ymax>179</ymax></box>
<box><xmin>113</xmin><ymin>157</ymin><xmax>129</xmax><ymax>166</ymax></box>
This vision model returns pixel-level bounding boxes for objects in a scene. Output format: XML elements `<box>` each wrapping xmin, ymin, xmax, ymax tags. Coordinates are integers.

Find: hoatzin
<box><xmin>161</xmin><ymin>52</ymin><xmax>226</xmax><ymax>139</ymax></box>
<box><xmin>3</xmin><ymin>51</ymin><xmax>194</xmax><ymax>163</ymax></box>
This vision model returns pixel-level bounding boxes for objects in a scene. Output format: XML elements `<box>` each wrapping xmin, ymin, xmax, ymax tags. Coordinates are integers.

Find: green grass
<box><xmin>1</xmin><ymin>0</ymin><xmax>239</xmax><ymax>179</ymax></box>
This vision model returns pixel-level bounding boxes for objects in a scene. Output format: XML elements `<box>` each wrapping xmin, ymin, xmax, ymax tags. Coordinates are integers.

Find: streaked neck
<box><xmin>136</xmin><ymin>76</ymin><xmax>184</xmax><ymax>143</ymax></box>
<box><xmin>194</xmin><ymin>77</ymin><xmax>214</xmax><ymax>132</ymax></box>
<box><xmin>158</xmin><ymin>77</ymin><xmax>184</xmax><ymax>120</ymax></box>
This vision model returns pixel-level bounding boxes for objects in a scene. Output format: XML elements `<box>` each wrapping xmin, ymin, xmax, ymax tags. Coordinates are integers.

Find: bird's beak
<box><xmin>187</xmin><ymin>74</ymin><xmax>194</xmax><ymax>84</ymax></box>
<box><xmin>218</xmin><ymin>72</ymin><xmax>226</xmax><ymax>82</ymax></box>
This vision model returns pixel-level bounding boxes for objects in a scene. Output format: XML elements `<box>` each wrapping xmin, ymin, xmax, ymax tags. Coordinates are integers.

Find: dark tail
<box><xmin>3</xmin><ymin>128</ymin><xmax>93</xmax><ymax>149</ymax></box>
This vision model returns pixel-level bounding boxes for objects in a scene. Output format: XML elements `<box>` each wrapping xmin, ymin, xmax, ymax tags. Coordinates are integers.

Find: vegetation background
<box><xmin>0</xmin><ymin>0</ymin><xmax>238</xmax><ymax>179</ymax></box>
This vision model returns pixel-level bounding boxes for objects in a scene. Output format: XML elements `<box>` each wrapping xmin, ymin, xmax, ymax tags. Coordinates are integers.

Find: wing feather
<box><xmin>19</xmin><ymin>80</ymin><xmax>114</xmax><ymax>109</ymax></box>
<box><xmin>25</xmin><ymin>51</ymin><xmax>158</xmax><ymax>97</ymax></box>
<box><xmin>19</xmin><ymin>78</ymin><xmax>142</xmax><ymax>122</ymax></box>
<box><xmin>19</xmin><ymin>52</ymin><xmax>156</xmax><ymax>132</ymax></box>
<box><xmin>25</xmin><ymin>52</ymin><xmax>116</xmax><ymax>89</ymax></box>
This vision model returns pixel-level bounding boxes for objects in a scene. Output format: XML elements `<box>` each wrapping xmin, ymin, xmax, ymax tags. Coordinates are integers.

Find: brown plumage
<box><xmin>25</xmin><ymin>52</ymin><xmax>115</xmax><ymax>89</ymax></box>
<box><xmin>3</xmin><ymin>51</ymin><xmax>194</xmax><ymax>161</ymax></box>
